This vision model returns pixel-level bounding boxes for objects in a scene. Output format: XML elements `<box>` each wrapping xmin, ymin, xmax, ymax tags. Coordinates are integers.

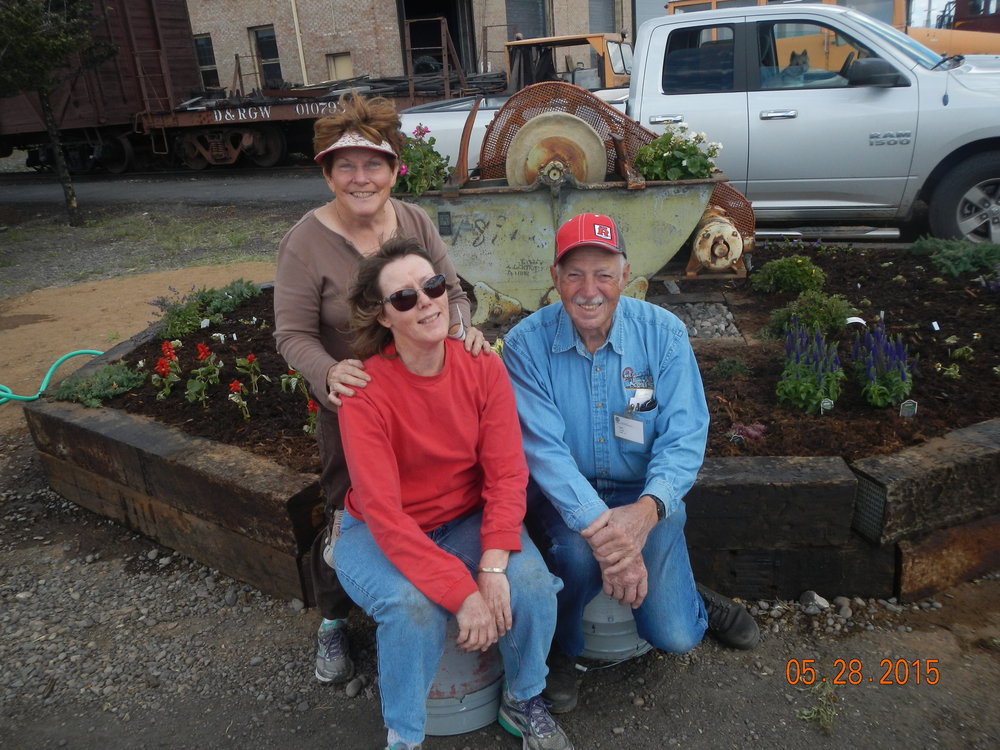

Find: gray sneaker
<box><xmin>314</xmin><ymin>622</ymin><xmax>354</xmax><ymax>684</ymax></box>
<box><xmin>498</xmin><ymin>693</ymin><xmax>574</xmax><ymax>750</ymax></box>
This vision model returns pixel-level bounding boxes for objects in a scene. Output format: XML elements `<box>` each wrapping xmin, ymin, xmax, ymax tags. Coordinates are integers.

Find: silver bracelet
<box><xmin>479</xmin><ymin>567</ymin><xmax>506</xmax><ymax>574</ymax></box>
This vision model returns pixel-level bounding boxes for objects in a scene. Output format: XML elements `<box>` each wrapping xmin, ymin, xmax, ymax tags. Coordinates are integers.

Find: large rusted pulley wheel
<box><xmin>504</xmin><ymin>112</ymin><xmax>607</xmax><ymax>186</ymax></box>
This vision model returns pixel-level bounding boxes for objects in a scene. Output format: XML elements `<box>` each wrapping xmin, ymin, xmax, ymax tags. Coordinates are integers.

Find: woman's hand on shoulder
<box><xmin>455</xmin><ymin>591</ymin><xmax>498</xmax><ymax>652</ymax></box>
<box><xmin>325</xmin><ymin>359</ymin><xmax>371</xmax><ymax>408</ymax></box>
<box><xmin>463</xmin><ymin>325</ymin><xmax>491</xmax><ymax>357</ymax></box>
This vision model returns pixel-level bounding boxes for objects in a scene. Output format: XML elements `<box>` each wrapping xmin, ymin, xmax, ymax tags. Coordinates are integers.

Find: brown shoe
<box><xmin>542</xmin><ymin>651</ymin><xmax>584</xmax><ymax>714</ymax></box>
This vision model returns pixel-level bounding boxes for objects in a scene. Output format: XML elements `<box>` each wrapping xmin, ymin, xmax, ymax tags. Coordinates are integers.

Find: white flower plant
<box><xmin>634</xmin><ymin>123</ymin><xmax>722</xmax><ymax>182</ymax></box>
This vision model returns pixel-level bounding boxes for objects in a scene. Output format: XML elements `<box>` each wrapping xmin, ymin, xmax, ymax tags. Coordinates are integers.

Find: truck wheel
<box><xmin>928</xmin><ymin>152</ymin><xmax>1000</xmax><ymax>243</ymax></box>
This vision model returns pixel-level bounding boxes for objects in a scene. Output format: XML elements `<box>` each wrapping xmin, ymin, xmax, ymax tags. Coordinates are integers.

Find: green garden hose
<box><xmin>0</xmin><ymin>350</ymin><xmax>104</xmax><ymax>406</ymax></box>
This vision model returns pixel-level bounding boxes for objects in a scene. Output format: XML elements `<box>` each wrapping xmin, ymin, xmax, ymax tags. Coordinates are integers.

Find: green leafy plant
<box><xmin>851</xmin><ymin>321</ymin><xmax>916</xmax><ymax>408</ymax></box>
<box><xmin>150</xmin><ymin>280</ymin><xmax>262</xmax><ymax>340</ymax></box>
<box><xmin>635</xmin><ymin>124</ymin><xmax>721</xmax><ymax>182</ymax></box>
<box><xmin>908</xmin><ymin>237</ymin><xmax>1000</xmax><ymax>277</ymax></box>
<box><xmin>235</xmin><ymin>352</ymin><xmax>270</xmax><ymax>394</ymax></box>
<box><xmin>228</xmin><ymin>379</ymin><xmax>250</xmax><ymax>420</ymax></box>
<box><xmin>776</xmin><ymin>320</ymin><xmax>846</xmax><ymax>415</ymax></box>
<box><xmin>185</xmin><ymin>343</ymin><xmax>222</xmax><ymax>408</ymax></box>
<box><xmin>52</xmin><ymin>362</ymin><xmax>145</xmax><ymax>407</ymax></box>
<box><xmin>305</xmin><ymin>398</ymin><xmax>319</xmax><ymax>435</ymax></box>
<box><xmin>751</xmin><ymin>255</ymin><xmax>826</xmax><ymax>295</ymax></box>
<box><xmin>393</xmin><ymin>124</ymin><xmax>451</xmax><ymax>196</ymax></box>
<box><xmin>711</xmin><ymin>357</ymin><xmax>752</xmax><ymax>378</ymax></box>
<box><xmin>765</xmin><ymin>290</ymin><xmax>857</xmax><ymax>339</ymax></box>
<box><xmin>281</xmin><ymin>369</ymin><xmax>317</xmax><ymax>432</ymax></box>
<box><xmin>150</xmin><ymin>340</ymin><xmax>182</xmax><ymax>399</ymax></box>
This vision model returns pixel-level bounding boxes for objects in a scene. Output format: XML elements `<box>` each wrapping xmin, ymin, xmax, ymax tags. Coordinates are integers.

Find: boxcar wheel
<box><xmin>248</xmin><ymin>125</ymin><xmax>286</xmax><ymax>168</ymax></box>
<box><xmin>96</xmin><ymin>135</ymin><xmax>133</xmax><ymax>174</ymax></box>
<box><xmin>928</xmin><ymin>152</ymin><xmax>1000</xmax><ymax>243</ymax></box>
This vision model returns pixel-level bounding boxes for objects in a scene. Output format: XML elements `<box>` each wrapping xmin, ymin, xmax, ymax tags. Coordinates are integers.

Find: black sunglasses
<box><xmin>380</xmin><ymin>274</ymin><xmax>447</xmax><ymax>312</ymax></box>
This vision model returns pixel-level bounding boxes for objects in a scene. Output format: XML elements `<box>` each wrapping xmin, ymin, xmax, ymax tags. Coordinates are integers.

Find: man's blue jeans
<box><xmin>335</xmin><ymin>511</ymin><xmax>562</xmax><ymax>744</ymax></box>
<box><xmin>528</xmin><ymin>486</ymin><xmax>707</xmax><ymax>659</ymax></box>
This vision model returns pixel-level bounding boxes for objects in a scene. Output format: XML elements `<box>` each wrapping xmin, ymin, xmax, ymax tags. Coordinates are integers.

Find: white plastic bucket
<box><xmin>424</xmin><ymin>616</ymin><xmax>504</xmax><ymax>736</ymax></box>
<box><xmin>580</xmin><ymin>593</ymin><xmax>652</xmax><ymax>662</ymax></box>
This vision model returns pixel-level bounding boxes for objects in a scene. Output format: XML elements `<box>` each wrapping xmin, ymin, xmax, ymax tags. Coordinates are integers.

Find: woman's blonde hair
<box><xmin>348</xmin><ymin>237</ymin><xmax>442</xmax><ymax>360</ymax></box>
<box><xmin>313</xmin><ymin>92</ymin><xmax>406</xmax><ymax>174</ymax></box>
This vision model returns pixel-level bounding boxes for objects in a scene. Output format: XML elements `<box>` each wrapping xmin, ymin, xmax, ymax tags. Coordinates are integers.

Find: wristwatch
<box><xmin>649</xmin><ymin>494</ymin><xmax>666</xmax><ymax>522</ymax></box>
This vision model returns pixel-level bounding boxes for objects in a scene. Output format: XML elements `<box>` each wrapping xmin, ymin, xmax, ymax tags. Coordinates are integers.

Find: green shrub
<box><xmin>750</xmin><ymin>255</ymin><xmax>826</xmax><ymax>295</ymax></box>
<box><xmin>710</xmin><ymin>357</ymin><xmax>752</xmax><ymax>378</ymax></box>
<box><xmin>150</xmin><ymin>279</ymin><xmax>262</xmax><ymax>340</ymax></box>
<box><xmin>776</xmin><ymin>321</ymin><xmax>845</xmax><ymax>415</ymax></box>
<box><xmin>52</xmin><ymin>362</ymin><xmax>146</xmax><ymax>407</ymax></box>
<box><xmin>765</xmin><ymin>290</ymin><xmax>858</xmax><ymax>339</ymax></box>
<box><xmin>908</xmin><ymin>237</ymin><xmax>1000</xmax><ymax>277</ymax></box>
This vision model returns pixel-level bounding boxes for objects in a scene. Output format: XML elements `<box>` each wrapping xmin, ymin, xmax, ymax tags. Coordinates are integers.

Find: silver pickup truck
<box><xmin>401</xmin><ymin>5</ymin><xmax>1000</xmax><ymax>242</ymax></box>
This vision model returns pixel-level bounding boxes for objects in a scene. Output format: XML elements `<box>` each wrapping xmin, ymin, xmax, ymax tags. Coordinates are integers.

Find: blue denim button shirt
<box><xmin>503</xmin><ymin>296</ymin><xmax>709</xmax><ymax>532</ymax></box>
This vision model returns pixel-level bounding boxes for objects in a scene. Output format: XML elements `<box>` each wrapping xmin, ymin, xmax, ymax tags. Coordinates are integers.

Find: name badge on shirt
<box><xmin>613</xmin><ymin>413</ymin><xmax>645</xmax><ymax>444</ymax></box>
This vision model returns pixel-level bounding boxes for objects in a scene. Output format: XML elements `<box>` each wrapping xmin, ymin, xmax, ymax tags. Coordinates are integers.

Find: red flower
<box><xmin>287</xmin><ymin>369</ymin><xmax>296</xmax><ymax>376</ymax></box>
<box><xmin>154</xmin><ymin>358</ymin><xmax>171</xmax><ymax>378</ymax></box>
<box><xmin>161</xmin><ymin>341</ymin><xmax>177</xmax><ymax>361</ymax></box>
<box><xmin>197</xmin><ymin>343</ymin><xmax>211</xmax><ymax>360</ymax></box>
<box><xmin>229</xmin><ymin>380</ymin><xmax>243</xmax><ymax>393</ymax></box>
<box><xmin>307</xmin><ymin>399</ymin><xmax>319</xmax><ymax>413</ymax></box>
<box><xmin>246</xmin><ymin>353</ymin><xmax>256</xmax><ymax>364</ymax></box>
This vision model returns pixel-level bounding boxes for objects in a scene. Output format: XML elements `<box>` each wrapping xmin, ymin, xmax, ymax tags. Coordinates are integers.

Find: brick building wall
<box><xmin>184</xmin><ymin>0</ymin><xmax>632</xmax><ymax>93</ymax></box>
<box><xmin>186</xmin><ymin>0</ymin><xmax>405</xmax><ymax>90</ymax></box>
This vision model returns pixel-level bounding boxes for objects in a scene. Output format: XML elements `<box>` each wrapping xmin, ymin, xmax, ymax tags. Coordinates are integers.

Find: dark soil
<box><xmin>103</xmin><ymin>243</ymin><xmax>999</xmax><ymax>474</ymax></box>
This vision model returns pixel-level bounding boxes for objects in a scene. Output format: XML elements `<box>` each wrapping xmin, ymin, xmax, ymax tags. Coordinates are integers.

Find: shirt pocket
<box><xmin>619</xmin><ymin>407</ymin><xmax>657</xmax><ymax>455</ymax></box>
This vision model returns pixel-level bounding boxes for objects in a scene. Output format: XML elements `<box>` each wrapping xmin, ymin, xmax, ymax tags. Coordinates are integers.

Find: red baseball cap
<box><xmin>554</xmin><ymin>213</ymin><xmax>626</xmax><ymax>263</ymax></box>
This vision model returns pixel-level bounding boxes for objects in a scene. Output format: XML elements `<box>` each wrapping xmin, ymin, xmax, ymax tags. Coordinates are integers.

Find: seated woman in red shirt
<box><xmin>334</xmin><ymin>237</ymin><xmax>572</xmax><ymax>750</ymax></box>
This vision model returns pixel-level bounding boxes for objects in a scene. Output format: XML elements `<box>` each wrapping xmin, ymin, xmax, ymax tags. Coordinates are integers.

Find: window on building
<box><xmin>326</xmin><ymin>52</ymin><xmax>353</xmax><ymax>82</ymax></box>
<box><xmin>193</xmin><ymin>34</ymin><xmax>220</xmax><ymax>89</ymax></box>
<box><xmin>250</xmin><ymin>25</ymin><xmax>283</xmax><ymax>88</ymax></box>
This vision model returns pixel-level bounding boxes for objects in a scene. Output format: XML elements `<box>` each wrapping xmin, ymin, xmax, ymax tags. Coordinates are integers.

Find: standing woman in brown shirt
<box><xmin>273</xmin><ymin>93</ymin><xmax>489</xmax><ymax>685</ymax></box>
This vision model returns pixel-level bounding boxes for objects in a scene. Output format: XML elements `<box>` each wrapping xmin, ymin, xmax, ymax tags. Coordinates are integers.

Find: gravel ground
<box><xmin>1</xmin><ymin>197</ymin><xmax>997</xmax><ymax>749</ymax></box>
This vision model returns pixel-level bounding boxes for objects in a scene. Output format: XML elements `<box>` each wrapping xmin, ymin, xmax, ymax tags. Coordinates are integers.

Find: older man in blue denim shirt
<box><xmin>503</xmin><ymin>213</ymin><xmax>758</xmax><ymax>714</ymax></box>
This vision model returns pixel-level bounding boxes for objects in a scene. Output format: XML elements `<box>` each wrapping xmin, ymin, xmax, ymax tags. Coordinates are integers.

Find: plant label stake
<box><xmin>899</xmin><ymin>399</ymin><xmax>918</xmax><ymax>418</ymax></box>
<box><xmin>820</xmin><ymin>398</ymin><xmax>834</xmax><ymax>415</ymax></box>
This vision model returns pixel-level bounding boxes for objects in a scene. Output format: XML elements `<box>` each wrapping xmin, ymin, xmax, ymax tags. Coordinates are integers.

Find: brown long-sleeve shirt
<box><xmin>273</xmin><ymin>198</ymin><xmax>471</xmax><ymax>408</ymax></box>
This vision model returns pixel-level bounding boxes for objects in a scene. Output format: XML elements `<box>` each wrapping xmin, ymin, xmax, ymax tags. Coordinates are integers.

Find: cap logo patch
<box><xmin>594</xmin><ymin>224</ymin><xmax>613</xmax><ymax>241</ymax></box>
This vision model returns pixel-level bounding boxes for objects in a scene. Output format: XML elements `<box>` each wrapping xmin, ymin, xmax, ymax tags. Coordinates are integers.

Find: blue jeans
<box><xmin>335</xmin><ymin>511</ymin><xmax>561</xmax><ymax>745</ymax></box>
<box><xmin>528</xmin><ymin>483</ymin><xmax>707</xmax><ymax>658</ymax></box>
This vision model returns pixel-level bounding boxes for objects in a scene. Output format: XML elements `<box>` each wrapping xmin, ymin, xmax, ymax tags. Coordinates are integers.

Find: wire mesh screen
<box><xmin>708</xmin><ymin>181</ymin><xmax>756</xmax><ymax>245</ymax></box>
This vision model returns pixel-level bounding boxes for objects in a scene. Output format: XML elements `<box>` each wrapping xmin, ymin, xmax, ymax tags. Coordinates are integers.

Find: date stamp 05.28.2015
<box><xmin>785</xmin><ymin>658</ymin><xmax>940</xmax><ymax>686</ymax></box>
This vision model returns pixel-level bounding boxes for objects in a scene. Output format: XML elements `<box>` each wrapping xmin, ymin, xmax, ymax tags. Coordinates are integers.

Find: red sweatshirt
<box><xmin>339</xmin><ymin>339</ymin><xmax>528</xmax><ymax>613</ymax></box>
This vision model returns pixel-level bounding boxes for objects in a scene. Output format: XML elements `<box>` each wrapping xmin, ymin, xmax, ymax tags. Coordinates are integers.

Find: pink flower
<box><xmin>399</xmin><ymin>163</ymin><xmax>408</xmax><ymax>176</ymax></box>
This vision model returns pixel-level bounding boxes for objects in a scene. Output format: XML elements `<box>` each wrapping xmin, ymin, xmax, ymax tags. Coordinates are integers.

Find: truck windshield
<box><xmin>842</xmin><ymin>9</ymin><xmax>942</xmax><ymax>68</ymax></box>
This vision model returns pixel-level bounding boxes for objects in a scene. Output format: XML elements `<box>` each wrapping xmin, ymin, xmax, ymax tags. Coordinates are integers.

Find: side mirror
<box><xmin>847</xmin><ymin>58</ymin><xmax>908</xmax><ymax>87</ymax></box>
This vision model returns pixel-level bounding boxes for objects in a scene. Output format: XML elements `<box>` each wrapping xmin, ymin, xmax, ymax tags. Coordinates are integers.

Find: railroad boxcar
<box><xmin>0</xmin><ymin>1</ymin><xmax>505</xmax><ymax>173</ymax></box>
<box><xmin>0</xmin><ymin>0</ymin><xmax>202</xmax><ymax>172</ymax></box>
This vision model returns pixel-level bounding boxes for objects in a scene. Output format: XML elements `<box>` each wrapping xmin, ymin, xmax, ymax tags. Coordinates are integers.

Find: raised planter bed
<box><xmin>21</xmin><ymin>292</ymin><xmax>1000</xmax><ymax>603</ymax></box>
